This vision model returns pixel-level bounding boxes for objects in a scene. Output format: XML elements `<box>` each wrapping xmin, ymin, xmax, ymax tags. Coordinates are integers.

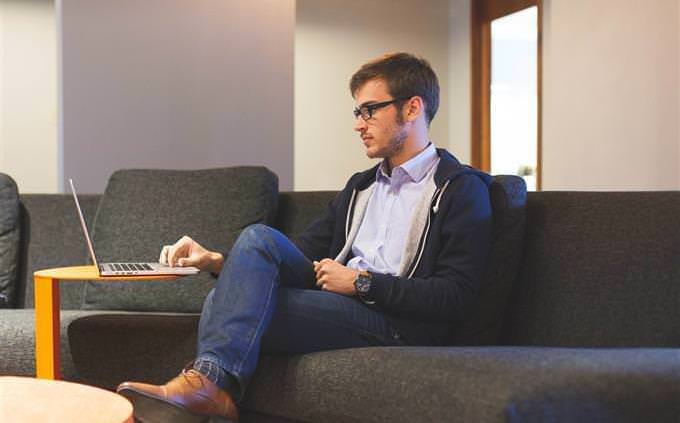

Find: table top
<box><xmin>0</xmin><ymin>376</ymin><xmax>133</xmax><ymax>423</ymax></box>
<box><xmin>34</xmin><ymin>265</ymin><xmax>180</xmax><ymax>281</ymax></box>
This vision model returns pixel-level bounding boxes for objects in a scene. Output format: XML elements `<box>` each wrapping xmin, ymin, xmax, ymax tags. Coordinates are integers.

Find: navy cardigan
<box><xmin>293</xmin><ymin>148</ymin><xmax>493</xmax><ymax>345</ymax></box>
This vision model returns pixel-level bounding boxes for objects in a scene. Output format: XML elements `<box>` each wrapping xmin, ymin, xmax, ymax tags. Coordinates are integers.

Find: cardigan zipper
<box><xmin>345</xmin><ymin>188</ymin><xmax>358</xmax><ymax>240</ymax></box>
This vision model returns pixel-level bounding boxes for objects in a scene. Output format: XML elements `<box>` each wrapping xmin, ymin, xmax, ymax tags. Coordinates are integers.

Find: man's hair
<box><xmin>350</xmin><ymin>52</ymin><xmax>440</xmax><ymax>125</ymax></box>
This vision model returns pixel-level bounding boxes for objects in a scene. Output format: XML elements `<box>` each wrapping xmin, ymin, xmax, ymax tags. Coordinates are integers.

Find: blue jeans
<box><xmin>195</xmin><ymin>224</ymin><xmax>406</xmax><ymax>401</ymax></box>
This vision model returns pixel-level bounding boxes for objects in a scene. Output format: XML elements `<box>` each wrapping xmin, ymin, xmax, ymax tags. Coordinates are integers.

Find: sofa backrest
<box><xmin>18</xmin><ymin>190</ymin><xmax>323</xmax><ymax>311</ymax></box>
<box><xmin>273</xmin><ymin>191</ymin><xmax>336</xmax><ymax>238</ymax></box>
<box><xmin>450</xmin><ymin>175</ymin><xmax>527</xmax><ymax>345</ymax></box>
<box><xmin>14</xmin><ymin>172</ymin><xmax>527</xmax><ymax>343</ymax></box>
<box><xmin>502</xmin><ymin>191</ymin><xmax>680</xmax><ymax>347</ymax></box>
<box><xmin>18</xmin><ymin>194</ymin><xmax>100</xmax><ymax>309</ymax></box>
<box><xmin>0</xmin><ymin>173</ymin><xmax>21</xmax><ymax>308</ymax></box>
<box><xmin>16</xmin><ymin>170</ymin><xmax>679</xmax><ymax>348</ymax></box>
<box><xmin>80</xmin><ymin>167</ymin><xmax>279</xmax><ymax>313</ymax></box>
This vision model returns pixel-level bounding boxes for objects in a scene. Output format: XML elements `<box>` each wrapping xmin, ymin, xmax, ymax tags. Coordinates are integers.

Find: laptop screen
<box><xmin>69</xmin><ymin>179</ymin><xmax>100</xmax><ymax>270</ymax></box>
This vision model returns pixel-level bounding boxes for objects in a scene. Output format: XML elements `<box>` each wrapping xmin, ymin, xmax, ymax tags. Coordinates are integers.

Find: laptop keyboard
<box><xmin>111</xmin><ymin>263</ymin><xmax>154</xmax><ymax>271</ymax></box>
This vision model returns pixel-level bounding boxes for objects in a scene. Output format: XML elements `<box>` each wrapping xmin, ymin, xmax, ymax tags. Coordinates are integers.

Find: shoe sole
<box><xmin>118</xmin><ymin>386</ymin><xmax>235</xmax><ymax>423</ymax></box>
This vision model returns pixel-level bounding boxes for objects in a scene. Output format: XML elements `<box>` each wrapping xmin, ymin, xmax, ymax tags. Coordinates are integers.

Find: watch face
<box><xmin>356</xmin><ymin>275</ymin><xmax>371</xmax><ymax>293</ymax></box>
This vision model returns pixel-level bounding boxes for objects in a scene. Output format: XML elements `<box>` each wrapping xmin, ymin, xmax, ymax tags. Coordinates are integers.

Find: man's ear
<box><xmin>405</xmin><ymin>96</ymin><xmax>425</xmax><ymax>123</ymax></box>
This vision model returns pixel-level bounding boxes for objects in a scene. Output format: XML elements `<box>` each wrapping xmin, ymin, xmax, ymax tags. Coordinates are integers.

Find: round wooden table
<box><xmin>0</xmin><ymin>376</ymin><xmax>133</xmax><ymax>422</ymax></box>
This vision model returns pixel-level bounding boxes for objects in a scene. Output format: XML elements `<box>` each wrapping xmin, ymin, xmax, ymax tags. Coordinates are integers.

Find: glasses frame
<box><xmin>353</xmin><ymin>96</ymin><xmax>412</xmax><ymax>121</ymax></box>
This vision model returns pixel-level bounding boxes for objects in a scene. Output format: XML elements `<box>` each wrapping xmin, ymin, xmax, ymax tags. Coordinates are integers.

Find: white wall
<box><xmin>448</xmin><ymin>0</ymin><xmax>471</xmax><ymax>164</ymax></box>
<box><xmin>294</xmin><ymin>0</ymin><xmax>451</xmax><ymax>191</ymax></box>
<box><xmin>542</xmin><ymin>0</ymin><xmax>679</xmax><ymax>190</ymax></box>
<box><xmin>4</xmin><ymin>0</ymin><xmax>680</xmax><ymax>193</ymax></box>
<box><xmin>0</xmin><ymin>0</ymin><xmax>58</xmax><ymax>193</ymax></box>
<box><xmin>60</xmin><ymin>0</ymin><xmax>295</xmax><ymax>193</ymax></box>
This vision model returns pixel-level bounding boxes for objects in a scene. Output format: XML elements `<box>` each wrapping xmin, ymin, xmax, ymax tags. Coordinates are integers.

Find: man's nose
<box><xmin>353</xmin><ymin>116</ymin><xmax>367</xmax><ymax>132</ymax></box>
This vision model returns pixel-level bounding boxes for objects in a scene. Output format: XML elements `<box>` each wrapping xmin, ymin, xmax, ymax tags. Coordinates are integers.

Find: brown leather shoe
<box><xmin>117</xmin><ymin>368</ymin><xmax>239</xmax><ymax>423</ymax></box>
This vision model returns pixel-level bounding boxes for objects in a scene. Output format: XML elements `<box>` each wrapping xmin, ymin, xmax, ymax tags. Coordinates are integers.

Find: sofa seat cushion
<box><xmin>82</xmin><ymin>167</ymin><xmax>278</xmax><ymax>312</ymax></box>
<box><xmin>0</xmin><ymin>309</ymin><xmax>117</xmax><ymax>380</ymax></box>
<box><xmin>66</xmin><ymin>312</ymin><xmax>201</xmax><ymax>390</ymax></box>
<box><xmin>243</xmin><ymin>346</ymin><xmax>680</xmax><ymax>423</ymax></box>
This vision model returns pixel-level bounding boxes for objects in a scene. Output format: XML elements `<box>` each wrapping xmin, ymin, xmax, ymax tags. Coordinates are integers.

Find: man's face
<box><xmin>353</xmin><ymin>78</ymin><xmax>408</xmax><ymax>160</ymax></box>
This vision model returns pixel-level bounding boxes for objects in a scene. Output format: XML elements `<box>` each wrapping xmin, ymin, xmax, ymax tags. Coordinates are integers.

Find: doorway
<box><xmin>471</xmin><ymin>0</ymin><xmax>542</xmax><ymax>190</ymax></box>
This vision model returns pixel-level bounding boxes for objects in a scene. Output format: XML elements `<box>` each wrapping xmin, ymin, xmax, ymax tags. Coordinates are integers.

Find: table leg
<box><xmin>34</xmin><ymin>276</ymin><xmax>61</xmax><ymax>380</ymax></box>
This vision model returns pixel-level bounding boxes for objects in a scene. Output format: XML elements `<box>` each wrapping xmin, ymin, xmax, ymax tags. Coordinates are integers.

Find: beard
<box><xmin>384</xmin><ymin>119</ymin><xmax>408</xmax><ymax>158</ymax></box>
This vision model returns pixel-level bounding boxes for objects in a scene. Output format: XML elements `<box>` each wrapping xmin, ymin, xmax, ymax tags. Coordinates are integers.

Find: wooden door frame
<box><xmin>470</xmin><ymin>0</ymin><xmax>542</xmax><ymax>190</ymax></box>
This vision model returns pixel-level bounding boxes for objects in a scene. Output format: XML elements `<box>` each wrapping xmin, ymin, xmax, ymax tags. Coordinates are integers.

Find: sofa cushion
<box><xmin>82</xmin><ymin>167</ymin><xmax>278</xmax><ymax>312</ymax></box>
<box><xmin>274</xmin><ymin>191</ymin><xmax>337</xmax><ymax>238</ymax></box>
<box><xmin>243</xmin><ymin>346</ymin><xmax>680</xmax><ymax>423</ymax></box>
<box><xmin>450</xmin><ymin>175</ymin><xmax>527</xmax><ymax>345</ymax></box>
<box><xmin>0</xmin><ymin>173</ymin><xmax>20</xmax><ymax>308</ymax></box>
<box><xmin>503</xmin><ymin>191</ymin><xmax>680</xmax><ymax>347</ymax></box>
<box><xmin>67</xmin><ymin>312</ymin><xmax>200</xmax><ymax>390</ymax></box>
<box><xmin>0</xmin><ymin>308</ymin><xmax>112</xmax><ymax>380</ymax></box>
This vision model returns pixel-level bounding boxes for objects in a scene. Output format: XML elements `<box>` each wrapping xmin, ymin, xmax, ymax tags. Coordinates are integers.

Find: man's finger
<box><xmin>159</xmin><ymin>246</ymin><xmax>170</xmax><ymax>265</ymax></box>
<box><xmin>167</xmin><ymin>244</ymin><xmax>184</xmax><ymax>267</ymax></box>
<box><xmin>315</xmin><ymin>266</ymin><xmax>327</xmax><ymax>281</ymax></box>
<box><xmin>178</xmin><ymin>257</ymin><xmax>198</xmax><ymax>267</ymax></box>
<box><xmin>314</xmin><ymin>261</ymin><xmax>325</xmax><ymax>278</ymax></box>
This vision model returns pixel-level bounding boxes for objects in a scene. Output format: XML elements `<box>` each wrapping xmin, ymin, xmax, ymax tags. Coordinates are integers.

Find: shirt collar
<box><xmin>377</xmin><ymin>142</ymin><xmax>438</xmax><ymax>183</ymax></box>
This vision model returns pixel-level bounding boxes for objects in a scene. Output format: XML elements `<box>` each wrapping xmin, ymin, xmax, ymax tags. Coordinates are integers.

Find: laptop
<box><xmin>69</xmin><ymin>179</ymin><xmax>200</xmax><ymax>277</ymax></box>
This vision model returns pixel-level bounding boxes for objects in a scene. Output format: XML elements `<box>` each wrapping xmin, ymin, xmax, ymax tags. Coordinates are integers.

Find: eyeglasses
<box><xmin>353</xmin><ymin>97</ymin><xmax>411</xmax><ymax>121</ymax></box>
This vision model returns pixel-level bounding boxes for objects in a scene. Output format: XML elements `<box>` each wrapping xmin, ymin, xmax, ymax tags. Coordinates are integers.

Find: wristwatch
<box><xmin>354</xmin><ymin>271</ymin><xmax>375</xmax><ymax>305</ymax></box>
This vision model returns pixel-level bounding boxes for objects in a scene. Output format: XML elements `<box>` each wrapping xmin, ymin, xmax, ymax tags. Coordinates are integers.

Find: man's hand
<box><xmin>313</xmin><ymin>258</ymin><xmax>358</xmax><ymax>296</ymax></box>
<box><xmin>159</xmin><ymin>235</ymin><xmax>224</xmax><ymax>274</ymax></box>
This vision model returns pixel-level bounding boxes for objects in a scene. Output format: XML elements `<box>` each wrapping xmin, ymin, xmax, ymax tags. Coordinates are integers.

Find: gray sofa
<box><xmin>1</xmin><ymin>168</ymin><xmax>680</xmax><ymax>423</ymax></box>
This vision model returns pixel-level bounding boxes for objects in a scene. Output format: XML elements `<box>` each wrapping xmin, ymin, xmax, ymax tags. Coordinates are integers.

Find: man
<box><xmin>117</xmin><ymin>52</ymin><xmax>492</xmax><ymax>422</ymax></box>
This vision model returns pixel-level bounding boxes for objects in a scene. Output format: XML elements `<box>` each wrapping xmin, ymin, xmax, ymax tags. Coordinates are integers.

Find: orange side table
<box><xmin>33</xmin><ymin>265</ymin><xmax>178</xmax><ymax>380</ymax></box>
<box><xmin>0</xmin><ymin>376</ymin><xmax>133</xmax><ymax>422</ymax></box>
